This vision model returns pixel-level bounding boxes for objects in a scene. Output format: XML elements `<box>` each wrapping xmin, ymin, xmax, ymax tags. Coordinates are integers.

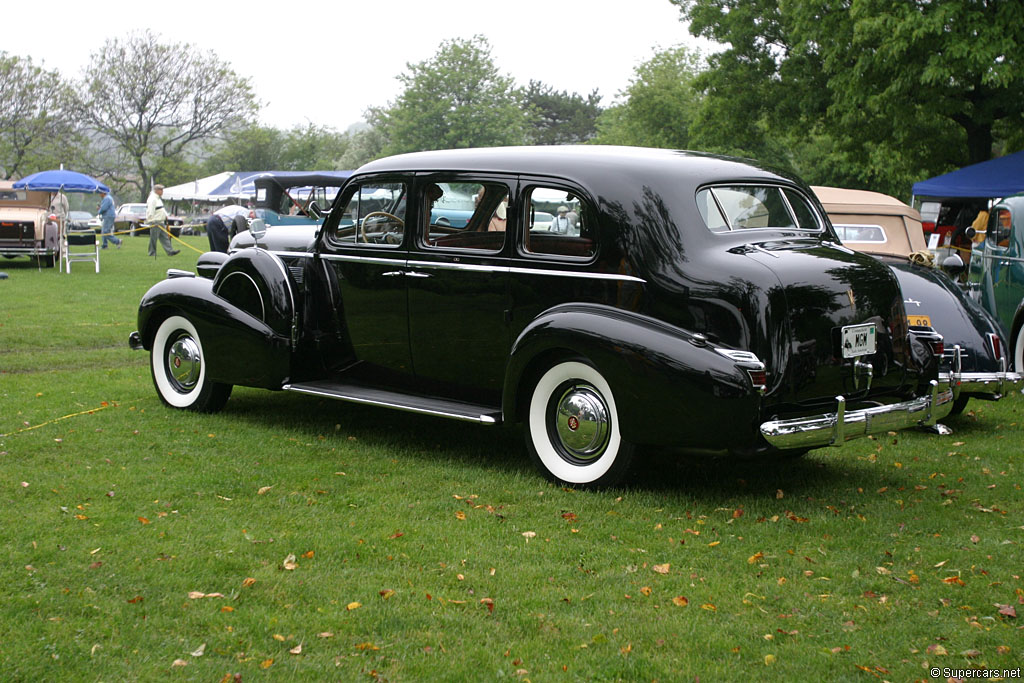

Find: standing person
<box><xmin>146</xmin><ymin>185</ymin><xmax>179</xmax><ymax>257</ymax></box>
<box><xmin>551</xmin><ymin>205</ymin><xmax>572</xmax><ymax>234</ymax></box>
<box><xmin>97</xmin><ymin>190</ymin><xmax>122</xmax><ymax>249</ymax></box>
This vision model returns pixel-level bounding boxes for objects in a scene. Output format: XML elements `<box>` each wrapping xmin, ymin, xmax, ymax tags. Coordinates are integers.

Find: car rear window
<box><xmin>697</xmin><ymin>186</ymin><xmax>821</xmax><ymax>233</ymax></box>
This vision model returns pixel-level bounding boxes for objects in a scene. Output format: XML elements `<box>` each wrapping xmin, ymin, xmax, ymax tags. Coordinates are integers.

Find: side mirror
<box><xmin>306</xmin><ymin>201</ymin><xmax>322</xmax><ymax>220</ymax></box>
<box><xmin>941</xmin><ymin>253</ymin><xmax>966</xmax><ymax>279</ymax></box>
<box><xmin>250</xmin><ymin>218</ymin><xmax>267</xmax><ymax>241</ymax></box>
<box><xmin>964</xmin><ymin>226</ymin><xmax>977</xmax><ymax>240</ymax></box>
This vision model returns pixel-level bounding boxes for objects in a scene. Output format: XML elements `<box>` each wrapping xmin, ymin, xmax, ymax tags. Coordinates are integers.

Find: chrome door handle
<box><xmin>404</xmin><ymin>271</ymin><xmax>431</xmax><ymax>278</ymax></box>
<box><xmin>382</xmin><ymin>271</ymin><xmax>405</xmax><ymax>277</ymax></box>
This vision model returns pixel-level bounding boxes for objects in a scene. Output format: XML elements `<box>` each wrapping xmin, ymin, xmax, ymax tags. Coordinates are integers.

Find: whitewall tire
<box><xmin>151</xmin><ymin>314</ymin><xmax>231</xmax><ymax>412</ymax></box>
<box><xmin>525</xmin><ymin>360</ymin><xmax>634</xmax><ymax>487</ymax></box>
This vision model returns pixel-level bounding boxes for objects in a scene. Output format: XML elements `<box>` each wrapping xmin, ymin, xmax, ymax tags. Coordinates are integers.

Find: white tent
<box><xmin>161</xmin><ymin>172</ymin><xmax>242</xmax><ymax>201</ymax></box>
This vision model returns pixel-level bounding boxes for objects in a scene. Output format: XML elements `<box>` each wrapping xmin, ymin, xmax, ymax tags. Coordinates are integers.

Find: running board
<box><xmin>283</xmin><ymin>380</ymin><xmax>502</xmax><ymax>424</ymax></box>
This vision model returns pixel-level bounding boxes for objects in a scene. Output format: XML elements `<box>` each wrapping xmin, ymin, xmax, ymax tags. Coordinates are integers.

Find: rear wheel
<box><xmin>1014</xmin><ymin>324</ymin><xmax>1024</xmax><ymax>374</ymax></box>
<box><xmin>150</xmin><ymin>314</ymin><xmax>232</xmax><ymax>412</ymax></box>
<box><xmin>525</xmin><ymin>360</ymin><xmax>634</xmax><ymax>488</ymax></box>
<box><xmin>948</xmin><ymin>394</ymin><xmax>971</xmax><ymax>417</ymax></box>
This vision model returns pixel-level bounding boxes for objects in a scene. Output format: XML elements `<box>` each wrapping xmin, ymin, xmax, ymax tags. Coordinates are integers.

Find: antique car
<box><xmin>0</xmin><ymin>180</ymin><xmax>61</xmax><ymax>267</ymax></box>
<box><xmin>241</xmin><ymin>171</ymin><xmax>352</xmax><ymax>232</ymax></box>
<box><xmin>116</xmin><ymin>203</ymin><xmax>185</xmax><ymax>237</ymax></box>
<box><xmin>814</xmin><ymin>186</ymin><xmax>1021</xmax><ymax>414</ymax></box>
<box><xmin>130</xmin><ymin>146</ymin><xmax>955</xmax><ymax>487</ymax></box>
<box><xmin>967</xmin><ymin>194</ymin><xmax>1024</xmax><ymax>372</ymax></box>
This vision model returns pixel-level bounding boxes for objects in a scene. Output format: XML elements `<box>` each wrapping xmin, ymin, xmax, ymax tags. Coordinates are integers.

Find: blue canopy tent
<box><xmin>912</xmin><ymin>150</ymin><xmax>1024</xmax><ymax>200</ymax></box>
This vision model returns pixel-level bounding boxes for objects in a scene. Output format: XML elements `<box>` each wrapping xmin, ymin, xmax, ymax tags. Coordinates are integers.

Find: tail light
<box><xmin>746</xmin><ymin>368</ymin><xmax>768</xmax><ymax>391</ymax></box>
<box><xmin>987</xmin><ymin>333</ymin><xmax>1003</xmax><ymax>361</ymax></box>
<box><xmin>930</xmin><ymin>339</ymin><xmax>944</xmax><ymax>357</ymax></box>
<box><xmin>714</xmin><ymin>348</ymin><xmax>767</xmax><ymax>394</ymax></box>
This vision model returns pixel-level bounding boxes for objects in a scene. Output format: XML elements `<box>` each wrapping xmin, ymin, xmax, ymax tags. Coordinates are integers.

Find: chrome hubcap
<box><xmin>553</xmin><ymin>384</ymin><xmax>610</xmax><ymax>461</ymax></box>
<box><xmin>167</xmin><ymin>335</ymin><xmax>201</xmax><ymax>391</ymax></box>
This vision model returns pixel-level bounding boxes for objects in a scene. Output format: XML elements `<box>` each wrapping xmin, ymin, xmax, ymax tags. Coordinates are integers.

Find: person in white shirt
<box><xmin>146</xmin><ymin>185</ymin><xmax>179</xmax><ymax>257</ymax></box>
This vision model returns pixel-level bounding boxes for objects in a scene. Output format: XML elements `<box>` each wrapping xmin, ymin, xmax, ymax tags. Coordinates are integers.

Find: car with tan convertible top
<box><xmin>130</xmin><ymin>146</ymin><xmax>954</xmax><ymax>486</ymax></box>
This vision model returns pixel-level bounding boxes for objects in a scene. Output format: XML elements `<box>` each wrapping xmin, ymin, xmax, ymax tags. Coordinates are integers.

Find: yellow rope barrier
<box><xmin>1</xmin><ymin>402</ymin><xmax>117</xmax><ymax>437</ymax></box>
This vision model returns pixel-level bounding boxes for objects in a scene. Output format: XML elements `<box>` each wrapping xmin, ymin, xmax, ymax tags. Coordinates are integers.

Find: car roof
<box><xmin>356</xmin><ymin>146</ymin><xmax>800</xmax><ymax>192</ymax></box>
<box><xmin>812</xmin><ymin>185</ymin><xmax>928</xmax><ymax>255</ymax></box>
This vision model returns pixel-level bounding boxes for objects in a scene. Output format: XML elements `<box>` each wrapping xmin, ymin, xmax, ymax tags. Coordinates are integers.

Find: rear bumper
<box><xmin>759</xmin><ymin>380</ymin><xmax>954</xmax><ymax>451</ymax></box>
<box><xmin>942</xmin><ymin>345</ymin><xmax>1023</xmax><ymax>400</ymax></box>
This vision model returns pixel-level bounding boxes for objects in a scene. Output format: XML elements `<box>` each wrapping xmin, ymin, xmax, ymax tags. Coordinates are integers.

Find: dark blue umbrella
<box><xmin>13</xmin><ymin>169</ymin><xmax>110</xmax><ymax>193</ymax></box>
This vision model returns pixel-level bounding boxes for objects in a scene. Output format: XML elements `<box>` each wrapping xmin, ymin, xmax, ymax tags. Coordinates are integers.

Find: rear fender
<box><xmin>503</xmin><ymin>303</ymin><xmax>764</xmax><ymax>450</ymax></box>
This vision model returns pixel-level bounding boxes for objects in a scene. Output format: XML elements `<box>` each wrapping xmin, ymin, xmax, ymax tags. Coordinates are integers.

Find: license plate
<box><xmin>841</xmin><ymin>323</ymin><xmax>876</xmax><ymax>358</ymax></box>
<box><xmin>907</xmin><ymin>314</ymin><xmax>931</xmax><ymax>327</ymax></box>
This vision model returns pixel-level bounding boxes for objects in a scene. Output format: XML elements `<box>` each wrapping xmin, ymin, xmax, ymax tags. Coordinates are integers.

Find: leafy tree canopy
<box><xmin>673</xmin><ymin>0</ymin><xmax>1024</xmax><ymax>195</ymax></box>
<box><xmin>0</xmin><ymin>53</ymin><xmax>84</xmax><ymax>179</ymax></box>
<box><xmin>77</xmin><ymin>30</ymin><xmax>258</xmax><ymax>201</ymax></box>
<box><xmin>369</xmin><ymin>36</ymin><xmax>533</xmax><ymax>155</ymax></box>
<box><xmin>594</xmin><ymin>45</ymin><xmax>704</xmax><ymax>149</ymax></box>
<box><xmin>523</xmin><ymin>81</ymin><xmax>603</xmax><ymax>145</ymax></box>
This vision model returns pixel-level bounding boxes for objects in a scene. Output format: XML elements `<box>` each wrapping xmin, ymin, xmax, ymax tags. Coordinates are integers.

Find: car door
<box><xmin>319</xmin><ymin>178</ymin><xmax>413</xmax><ymax>375</ymax></box>
<box><xmin>985</xmin><ymin>206</ymin><xmax>1023</xmax><ymax>334</ymax></box>
<box><xmin>405</xmin><ymin>175</ymin><xmax>515</xmax><ymax>399</ymax></box>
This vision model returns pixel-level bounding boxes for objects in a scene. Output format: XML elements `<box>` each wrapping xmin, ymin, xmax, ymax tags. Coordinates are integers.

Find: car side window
<box><xmin>697</xmin><ymin>186</ymin><xmax>821</xmax><ymax>232</ymax></box>
<box><xmin>421</xmin><ymin>181</ymin><xmax>509</xmax><ymax>252</ymax></box>
<box><xmin>334</xmin><ymin>182</ymin><xmax>407</xmax><ymax>247</ymax></box>
<box><xmin>522</xmin><ymin>186</ymin><xmax>596</xmax><ymax>259</ymax></box>
<box><xmin>988</xmin><ymin>209</ymin><xmax>1012</xmax><ymax>247</ymax></box>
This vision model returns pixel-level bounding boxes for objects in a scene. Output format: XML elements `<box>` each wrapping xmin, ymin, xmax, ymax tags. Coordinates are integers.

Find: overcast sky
<box><xmin>5</xmin><ymin>0</ymin><xmax>713</xmax><ymax>131</ymax></box>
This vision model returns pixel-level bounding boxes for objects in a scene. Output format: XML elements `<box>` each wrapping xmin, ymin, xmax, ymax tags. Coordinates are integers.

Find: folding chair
<box><xmin>63</xmin><ymin>227</ymin><xmax>100</xmax><ymax>273</ymax></box>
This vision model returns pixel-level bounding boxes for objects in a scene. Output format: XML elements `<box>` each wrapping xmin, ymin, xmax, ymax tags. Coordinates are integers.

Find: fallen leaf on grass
<box><xmin>259</xmin><ymin>659</ymin><xmax>274</xmax><ymax>669</ymax></box>
<box><xmin>346</xmin><ymin>602</ymin><xmax>361</xmax><ymax>611</ymax></box>
<box><xmin>927</xmin><ymin>644</ymin><xmax>948</xmax><ymax>656</ymax></box>
<box><xmin>190</xmin><ymin>643</ymin><xmax>206</xmax><ymax>657</ymax></box>
<box><xmin>942</xmin><ymin>576</ymin><xmax>965</xmax><ymax>586</ymax></box>
<box><xmin>455</xmin><ymin>510</ymin><xmax>466</xmax><ymax>521</ymax></box>
<box><xmin>171</xmin><ymin>659</ymin><xmax>188</xmax><ymax>668</ymax></box>
<box><xmin>480</xmin><ymin>597</ymin><xmax>495</xmax><ymax>613</ymax></box>
<box><xmin>289</xmin><ymin>644</ymin><xmax>302</xmax><ymax>655</ymax></box>
<box><xmin>188</xmin><ymin>591</ymin><xmax>226</xmax><ymax>600</ymax></box>
<box><xmin>302</xmin><ymin>550</ymin><xmax>314</xmax><ymax>559</ymax></box>
<box><xmin>640</xmin><ymin>586</ymin><xmax>652</xmax><ymax>596</ymax></box>
<box><xmin>355</xmin><ymin>642</ymin><xmax>379</xmax><ymax>651</ymax></box>
<box><xmin>652</xmin><ymin>563</ymin><xmax>670</xmax><ymax>575</ymax></box>
<box><xmin>317</xmin><ymin>632</ymin><xmax>334</xmax><ymax>639</ymax></box>
<box><xmin>379</xmin><ymin>589</ymin><xmax>395</xmax><ymax>599</ymax></box>
<box><xmin>257</xmin><ymin>486</ymin><xmax>273</xmax><ymax>495</ymax></box>
<box><xmin>701</xmin><ymin>603</ymin><xmax>717</xmax><ymax>612</ymax></box>
<box><xmin>996</xmin><ymin>604</ymin><xmax>1017</xmax><ymax>618</ymax></box>
<box><xmin>748</xmin><ymin>552</ymin><xmax>764</xmax><ymax>564</ymax></box>
<box><xmin>282</xmin><ymin>554</ymin><xmax>298</xmax><ymax>571</ymax></box>
<box><xmin>522</xmin><ymin>531</ymin><xmax>536</xmax><ymax>540</ymax></box>
<box><xmin>241</xmin><ymin>577</ymin><xmax>256</xmax><ymax>588</ymax></box>
<box><xmin>138</xmin><ymin>517</ymin><xmax>150</xmax><ymax>525</ymax></box>
<box><xmin>672</xmin><ymin>596</ymin><xmax>689</xmax><ymax>607</ymax></box>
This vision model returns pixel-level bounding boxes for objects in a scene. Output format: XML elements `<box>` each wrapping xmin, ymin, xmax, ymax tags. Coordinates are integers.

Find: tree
<box><xmin>77</xmin><ymin>30</ymin><xmax>258</xmax><ymax>201</ymax></box>
<box><xmin>674</xmin><ymin>0</ymin><xmax>1024</xmax><ymax>195</ymax></box>
<box><xmin>523</xmin><ymin>81</ymin><xmax>603</xmax><ymax>145</ymax></box>
<box><xmin>594</xmin><ymin>45</ymin><xmax>704</xmax><ymax>149</ymax></box>
<box><xmin>0</xmin><ymin>53</ymin><xmax>84</xmax><ymax>179</ymax></box>
<box><xmin>202</xmin><ymin>125</ymin><xmax>287</xmax><ymax>174</ymax></box>
<box><xmin>369</xmin><ymin>36</ymin><xmax>533</xmax><ymax>155</ymax></box>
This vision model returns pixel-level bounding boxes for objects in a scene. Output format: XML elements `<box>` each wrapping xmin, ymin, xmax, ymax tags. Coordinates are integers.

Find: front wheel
<box><xmin>525</xmin><ymin>360</ymin><xmax>634</xmax><ymax>488</ymax></box>
<box><xmin>150</xmin><ymin>314</ymin><xmax>232</xmax><ymax>412</ymax></box>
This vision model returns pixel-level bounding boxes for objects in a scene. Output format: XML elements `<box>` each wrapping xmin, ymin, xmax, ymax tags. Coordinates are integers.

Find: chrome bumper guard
<box><xmin>941</xmin><ymin>345</ymin><xmax>1023</xmax><ymax>399</ymax></box>
<box><xmin>128</xmin><ymin>331</ymin><xmax>144</xmax><ymax>351</ymax></box>
<box><xmin>759</xmin><ymin>380</ymin><xmax>954</xmax><ymax>451</ymax></box>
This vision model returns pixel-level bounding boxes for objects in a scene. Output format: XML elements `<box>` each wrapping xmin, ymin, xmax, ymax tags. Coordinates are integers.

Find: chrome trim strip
<box><xmin>509</xmin><ymin>266</ymin><xmax>646</xmax><ymax>283</ymax></box>
<box><xmin>283</xmin><ymin>384</ymin><xmax>498</xmax><ymax>424</ymax></box>
<box><xmin>315</xmin><ymin>252</ymin><xmax>407</xmax><ymax>267</ymax></box>
<box><xmin>760</xmin><ymin>380</ymin><xmax>955</xmax><ymax>450</ymax></box>
<box><xmin>939</xmin><ymin>369</ymin><xmax>1023</xmax><ymax>397</ymax></box>
<box><xmin>274</xmin><ymin>251</ymin><xmax>647</xmax><ymax>283</ymax></box>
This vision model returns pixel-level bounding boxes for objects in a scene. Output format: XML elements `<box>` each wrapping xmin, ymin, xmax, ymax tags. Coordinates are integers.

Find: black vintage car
<box><xmin>129</xmin><ymin>147</ymin><xmax>954</xmax><ymax>486</ymax></box>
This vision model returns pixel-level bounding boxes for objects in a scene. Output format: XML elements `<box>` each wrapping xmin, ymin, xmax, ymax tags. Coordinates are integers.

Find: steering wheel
<box><xmin>360</xmin><ymin>211</ymin><xmax>405</xmax><ymax>243</ymax></box>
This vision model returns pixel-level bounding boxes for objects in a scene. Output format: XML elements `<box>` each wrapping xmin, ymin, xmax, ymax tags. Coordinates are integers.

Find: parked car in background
<box><xmin>67</xmin><ymin>210</ymin><xmax>97</xmax><ymax>232</ymax></box>
<box><xmin>967</xmin><ymin>194</ymin><xmax>1024</xmax><ymax>372</ymax></box>
<box><xmin>131</xmin><ymin>147</ymin><xmax>953</xmax><ymax>487</ymax></box>
<box><xmin>116</xmin><ymin>203</ymin><xmax>184</xmax><ymax>237</ymax></box>
<box><xmin>814</xmin><ymin>186</ymin><xmax>1021</xmax><ymax>414</ymax></box>
<box><xmin>0</xmin><ymin>180</ymin><xmax>60</xmax><ymax>267</ymax></box>
<box><xmin>241</xmin><ymin>171</ymin><xmax>352</xmax><ymax>233</ymax></box>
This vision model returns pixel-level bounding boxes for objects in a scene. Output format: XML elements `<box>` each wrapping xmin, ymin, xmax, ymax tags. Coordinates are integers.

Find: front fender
<box><xmin>137</xmin><ymin>275</ymin><xmax>290</xmax><ymax>389</ymax></box>
<box><xmin>503</xmin><ymin>303</ymin><xmax>764</xmax><ymax>452</ymax></box>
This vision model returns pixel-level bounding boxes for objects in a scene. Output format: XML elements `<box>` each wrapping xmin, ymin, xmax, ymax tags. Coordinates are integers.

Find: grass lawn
<box><xmin>1</xmin><ymin>235</ymin><xmax>1021</xmax><ymax>681</ymax></box>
